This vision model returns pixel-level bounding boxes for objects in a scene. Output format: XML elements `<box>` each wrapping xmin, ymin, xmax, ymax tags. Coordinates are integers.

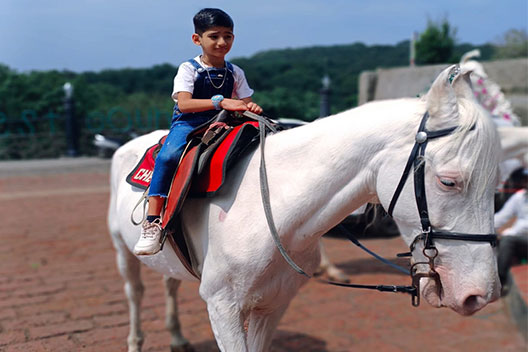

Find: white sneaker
<box><xmin>134</xmin><ymin>218</ymin><xmax>163</xmax><ymax>255</ymax></box>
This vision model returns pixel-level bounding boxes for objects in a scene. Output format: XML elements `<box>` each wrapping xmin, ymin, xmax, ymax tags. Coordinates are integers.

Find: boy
<box><xmin>134</xmin><ymin>8</ymin><xmax>262</xmax><ymax>255</ymax></box>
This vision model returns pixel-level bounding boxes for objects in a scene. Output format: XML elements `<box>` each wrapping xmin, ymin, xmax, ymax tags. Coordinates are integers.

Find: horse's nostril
<box><xmin>462</xmin><ymin>294</ymin><xmax>486</xmax><ymax>315</ymax></box>
<box><xmin>465</xmin><ymin>295</ymin><xmax>478</xmax><ymax>307</ymax></box>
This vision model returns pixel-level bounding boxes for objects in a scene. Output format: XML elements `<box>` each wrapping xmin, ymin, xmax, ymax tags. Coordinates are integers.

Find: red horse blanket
<box><xmin>126</xmin><ymin>121</ymin><xmax>260</xmax><ymax>225</ymax></box>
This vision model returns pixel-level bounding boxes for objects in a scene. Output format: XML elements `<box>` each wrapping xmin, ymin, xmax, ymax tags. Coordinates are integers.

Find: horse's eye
<box><xmin>440</xmin><ymin>179</ymin><xmax>456</xmax><ymax>187</ymax></box>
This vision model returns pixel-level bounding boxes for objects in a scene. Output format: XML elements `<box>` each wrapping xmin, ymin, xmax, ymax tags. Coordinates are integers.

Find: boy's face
<box><xmin>192</xmin><ymin>27</ymin><xmax>234</xmax><ymax>62</ymax></box>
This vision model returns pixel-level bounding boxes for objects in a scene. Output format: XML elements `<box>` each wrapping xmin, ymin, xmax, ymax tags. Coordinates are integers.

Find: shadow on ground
<box><xmin>189</xmin><ymin>330</ymin><xmax>328</xmax><ymax>352</ymax></box>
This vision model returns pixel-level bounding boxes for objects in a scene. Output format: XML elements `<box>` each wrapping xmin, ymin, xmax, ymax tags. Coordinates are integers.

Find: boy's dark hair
<box><xmin>193</xmin><ymin>8</ymin><xmax>234</xmax><ymax>35</ymax></box>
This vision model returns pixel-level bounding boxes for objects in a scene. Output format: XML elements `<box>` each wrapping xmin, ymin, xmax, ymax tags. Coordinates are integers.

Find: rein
<box><xmin>243</xmin><ymin>111</ymin><xmax>312</xmax><ymax>277</ymax></box>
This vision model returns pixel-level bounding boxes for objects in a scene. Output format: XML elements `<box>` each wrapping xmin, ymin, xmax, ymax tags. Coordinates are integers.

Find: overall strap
<box><xmin>187</xmin><ymin>58</ymin><xmax>233</xmax><ymax>73</ymax></box>
<box><xmin>187</xmin><ymin>58</ymin><xmax>203</xmax><ymax>71</ymax></box>
<box><xmin>225</xmin><ymin>61</ymin><xmax>234</xmax><ymax>73</ymax></box>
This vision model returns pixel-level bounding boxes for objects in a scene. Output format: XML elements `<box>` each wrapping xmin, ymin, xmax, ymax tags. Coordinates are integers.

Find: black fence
<box><xmin>0</xmin><ymin>106</ymin><xmax>172</xmax><ymax>160</ymax></box>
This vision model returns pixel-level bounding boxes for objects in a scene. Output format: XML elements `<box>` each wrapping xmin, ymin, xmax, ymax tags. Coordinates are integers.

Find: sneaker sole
<box><xmin>134</xmin><ymin>246</ymin><xmax>161</xmax><ymax>256</ymax></box>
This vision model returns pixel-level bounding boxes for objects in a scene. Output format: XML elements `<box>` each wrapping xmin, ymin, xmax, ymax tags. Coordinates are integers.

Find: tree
<box><xmin>415</xmin><ymin>18</ymin><xmax>457</xmax><ymax>64</ymax></box>
<box><xmin>493</xmin><ymin>29</ymin><xmax>528</xmax><ymax>59</ymax></box>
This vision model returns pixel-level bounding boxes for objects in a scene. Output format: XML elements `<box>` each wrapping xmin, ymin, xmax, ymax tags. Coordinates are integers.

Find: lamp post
<box><xmin>410</xmin><ymin>31</ymin><xmax>418</xmax><ymax>67</ymax></box>
<box><xmin>319</xmin><ymin>74</ymin><xmax>331</xmax><ymax>118</ymax></box>
<box><xmin>63</xmin><ymin>82</ymin><xmax>79</xmax><ymax>157</ymax></box>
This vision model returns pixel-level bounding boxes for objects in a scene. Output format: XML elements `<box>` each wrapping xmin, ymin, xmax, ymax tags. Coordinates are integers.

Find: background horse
<box><xmin>459</xmin><ymin>49</ymin><xmax>522</xmax><ymax>127</ymax></box>
<box><xmin>459</xmin><ymin>49</ymin><xmax>526</xmax><ymax>181</ymax></box>
<box><xmin>108</xmin><ymin>65</ymin><xmax>501</xmax><ymax>352</ymax></box>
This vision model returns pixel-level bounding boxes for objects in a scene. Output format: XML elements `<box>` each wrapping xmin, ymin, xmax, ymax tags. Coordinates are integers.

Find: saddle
<box><xmin>126</xmin><ymin>111</ymin><xmax>276</xmax><ymax>278</ymax></box>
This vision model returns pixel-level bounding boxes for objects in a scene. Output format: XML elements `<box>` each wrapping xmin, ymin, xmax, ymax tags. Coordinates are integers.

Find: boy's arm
<box><xmin>177</xmin><ymin>92</ymin><xmax>262</xmax><ymax>114</ymax></box>
<box><xmin>177</xmin><ymin>92</ymin><xmax>219</xmax><ymax>113</ymax></box>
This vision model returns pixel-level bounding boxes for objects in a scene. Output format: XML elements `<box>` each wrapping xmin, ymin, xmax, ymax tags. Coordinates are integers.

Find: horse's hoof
<box><xmin>171</xmin><ymin>343</ymin><xmax>195</xmax><ymax>352</ymax></box>
<box><xmin>313</xmin><ymin>266</ymin><xmax>325</xmax><ymax>277</ymax></box>
<box><xmin>327</xmin><ymin>267</ymin><xmax>350</xmax><ymax>283</ymax></box>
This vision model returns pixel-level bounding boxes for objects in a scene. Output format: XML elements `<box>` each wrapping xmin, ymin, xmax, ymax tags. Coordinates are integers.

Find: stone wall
<box><xmin>358</xmin><ymin>58</ymin><xmax>528</xmax><ymax>124</ymax></box>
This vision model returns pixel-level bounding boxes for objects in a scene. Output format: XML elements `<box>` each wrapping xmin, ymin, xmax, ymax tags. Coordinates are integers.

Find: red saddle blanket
<box><xmin>126</xmin><ymin>121</ymin><xmax>260</xmax><ymax>224</ymax></box>
<box><xmin>126</xmin><ymin>136</ymin><xmax>167</xmax><ymax>189</ymax></box>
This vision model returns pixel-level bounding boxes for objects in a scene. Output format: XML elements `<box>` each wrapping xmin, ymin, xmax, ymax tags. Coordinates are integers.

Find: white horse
<box><xmin>108</xmin><ymin>65</ymin><xmax>501</xmax><ymax>352</ymax></box>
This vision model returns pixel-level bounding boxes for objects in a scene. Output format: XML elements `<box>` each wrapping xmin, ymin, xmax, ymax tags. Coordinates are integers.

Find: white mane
<box><xmin>426</xmin><ymin>97</ymin><xmax>500</xmax><ymax>223</ymax></box>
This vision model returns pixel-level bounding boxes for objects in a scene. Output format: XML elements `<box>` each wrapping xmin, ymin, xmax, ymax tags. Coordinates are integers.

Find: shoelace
<box><xmin>141</xmin><ymin>220</ymin><xmax>162</xmax><ymax>239</ymax></box>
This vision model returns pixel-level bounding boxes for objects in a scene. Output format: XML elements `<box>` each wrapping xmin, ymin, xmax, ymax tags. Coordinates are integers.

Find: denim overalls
<box><xmin>148</xmin><ymin>59</ymin><xmax>235</xmax><ymax>198</ymax></box>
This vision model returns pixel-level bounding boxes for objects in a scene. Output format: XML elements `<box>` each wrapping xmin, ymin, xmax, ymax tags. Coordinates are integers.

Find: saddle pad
<box><xmin>126</xmin><ymin>136</ymin><xmax>167</xmax><ymax>189</ymax></box>
<box><xmin>192</xmin><ymin>121</ymin><xmax>259</xmax><ymax>196</ymax></box>
<box><xmin>161</xmin><ymin>139</ymin><xmax>202</xmax><ymax>229</ymax></box>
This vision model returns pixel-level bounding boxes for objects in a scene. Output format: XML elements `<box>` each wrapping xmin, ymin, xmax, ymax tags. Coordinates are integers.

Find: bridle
<box><xmin>386</xmin><ymin>111</ymin><xmax>497</xmax><ymax>306</ymax></box>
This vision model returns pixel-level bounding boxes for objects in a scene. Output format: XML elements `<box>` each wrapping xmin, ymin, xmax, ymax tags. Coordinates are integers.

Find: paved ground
<box><xmin>0</xmin><ymin>158</ymin><xmax>526</xmax><ymax>351</ymax></box>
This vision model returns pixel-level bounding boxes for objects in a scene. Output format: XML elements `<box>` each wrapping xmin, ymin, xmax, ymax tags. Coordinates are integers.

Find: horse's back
<box><xmin>108</xmin><ymin>130</ymin><xmax>199</xmax><ymax>282</ymax></box>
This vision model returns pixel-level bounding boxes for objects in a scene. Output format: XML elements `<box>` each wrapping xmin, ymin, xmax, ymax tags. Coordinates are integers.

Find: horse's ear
<box><xmin>452</xmin><ymin>68</ymin><xmax>476</xmax><ymax>101</ymax></box>
<box><xmin>425</xmin><ymin>65</ymin><xmax>459</xmax><ymax>127</ymax></box>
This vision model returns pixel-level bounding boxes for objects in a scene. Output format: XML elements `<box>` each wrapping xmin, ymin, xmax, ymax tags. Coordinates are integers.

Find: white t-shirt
<box><xmin>171</xmin><ymin>55</ymin><xmax>254</xmax><ymax>102</ymax></box>
<box><xmin>495</xmin><ymin>189</ymin><xmax>528</xmax><ymax>236</ymax></box>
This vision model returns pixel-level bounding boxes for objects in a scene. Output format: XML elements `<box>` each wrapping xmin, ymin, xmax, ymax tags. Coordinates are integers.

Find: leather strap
<box><xmin>248</xmin><ymin>111</ymin><xmax>311</xmax><ymax>278</ymax></box>
<box><xmin>318</xmin><ymin>278</ymin><xmax>416</xmax><ymax>294</ymax></box>
<box><xmin>388</xmin><ymin>112</ymin><xmax>457</xmax><ymax>218</ymax></box>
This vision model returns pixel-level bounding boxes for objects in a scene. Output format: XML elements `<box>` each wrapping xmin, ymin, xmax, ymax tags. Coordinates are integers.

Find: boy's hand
<box><xmin>221</xmin><ymin>99</ymin><xmax>263</xmax><ymax>115</ymax></box>
<box><xmin>220</xmin><ymin>99</ymin><xmax>248</xmax><ymax>112</ymax></box>
<box><xmin>246</xmin><ymin>102</ymin><xmax>263</xmax><ymax>115</ymax></box>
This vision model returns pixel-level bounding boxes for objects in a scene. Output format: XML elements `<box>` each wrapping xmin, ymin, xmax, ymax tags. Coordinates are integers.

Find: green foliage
<box><xmin>493</xmin><ymin>29</ymin><xmax>528</xmax><ymax>59</ymax></box>
<box><xmin>0</xmin><ymin>38</ymin><xmax>501</xmax><ymax>159</ymax></box>
<box><xmin>233</xmin><ymin>41</ymin><xmax>410</xmax><ymax>119</ymax></box>
<box><xmin>415</xmin><ymin>19</ymin><xmax>457</xmax><ymax>64</ymax></box>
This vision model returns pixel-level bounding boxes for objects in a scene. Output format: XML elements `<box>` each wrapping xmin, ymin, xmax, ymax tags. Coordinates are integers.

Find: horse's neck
<box><xmin>265</xmin><ymin>99</ymin><xmax>421</xmax><ymax>234</ymax></box>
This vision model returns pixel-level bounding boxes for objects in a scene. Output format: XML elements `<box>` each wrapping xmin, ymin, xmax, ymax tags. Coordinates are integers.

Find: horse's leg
<box><xmin>246</xmin><ymin>303</ymin><xmax>289</xmax><ymax>352</ymax></box>
<box><xmin>164</xmin><ymin>276</ymin><xmax>194</xmax><ymax>352</ymax></box>
<box><xmin>113</xmin><ymin>235</ymin><xmax>145</xmax><ymax>352</ymax></box>
<box><xmin>315</xmin><ymin>240</ymin><xmax>349</xmax><ymax>283</ymax></box>
<box><xmin>203</xmin><ymin>292</ymin><xmax>249</xmax><ymax>352</ymax></box>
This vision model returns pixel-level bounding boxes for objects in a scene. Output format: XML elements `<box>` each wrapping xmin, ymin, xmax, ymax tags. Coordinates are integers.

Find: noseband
<box><xmin>387</xmin><ymin>111</ymin><xmax>497</xmax><ymax>306</ymax></box>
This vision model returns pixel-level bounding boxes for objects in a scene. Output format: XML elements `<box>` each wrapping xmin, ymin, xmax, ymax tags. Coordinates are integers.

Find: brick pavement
<box><xmin>0</xmin><ymin>160</ymin><xmax>526</xmax><ymax>351</ymax></box>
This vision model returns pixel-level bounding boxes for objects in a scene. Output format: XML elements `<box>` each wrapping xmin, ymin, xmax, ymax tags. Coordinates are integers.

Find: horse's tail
<box><xmin>108</xmin><ymin>145</ymin><xmax>126</xmax><ymax>240</ymax></box>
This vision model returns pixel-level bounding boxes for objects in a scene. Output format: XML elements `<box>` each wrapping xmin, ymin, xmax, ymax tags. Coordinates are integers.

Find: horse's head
<box><xmin>377</xmin><ymin>65</ymin><xmax>501</xmax><ymax>315</ymax></box>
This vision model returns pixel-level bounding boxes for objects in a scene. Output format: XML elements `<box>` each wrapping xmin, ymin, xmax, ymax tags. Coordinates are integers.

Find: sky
<box><xmin>1</xmin><ymin>0</ymin><xmax>526</xmax><ymax>73</ymax></box>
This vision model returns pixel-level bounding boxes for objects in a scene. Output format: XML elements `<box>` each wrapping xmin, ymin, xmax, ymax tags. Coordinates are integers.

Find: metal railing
<box><xmin>0</xmin><ymin>106</ymin><xmax>172</xmax><ymax>160</ymax></box>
